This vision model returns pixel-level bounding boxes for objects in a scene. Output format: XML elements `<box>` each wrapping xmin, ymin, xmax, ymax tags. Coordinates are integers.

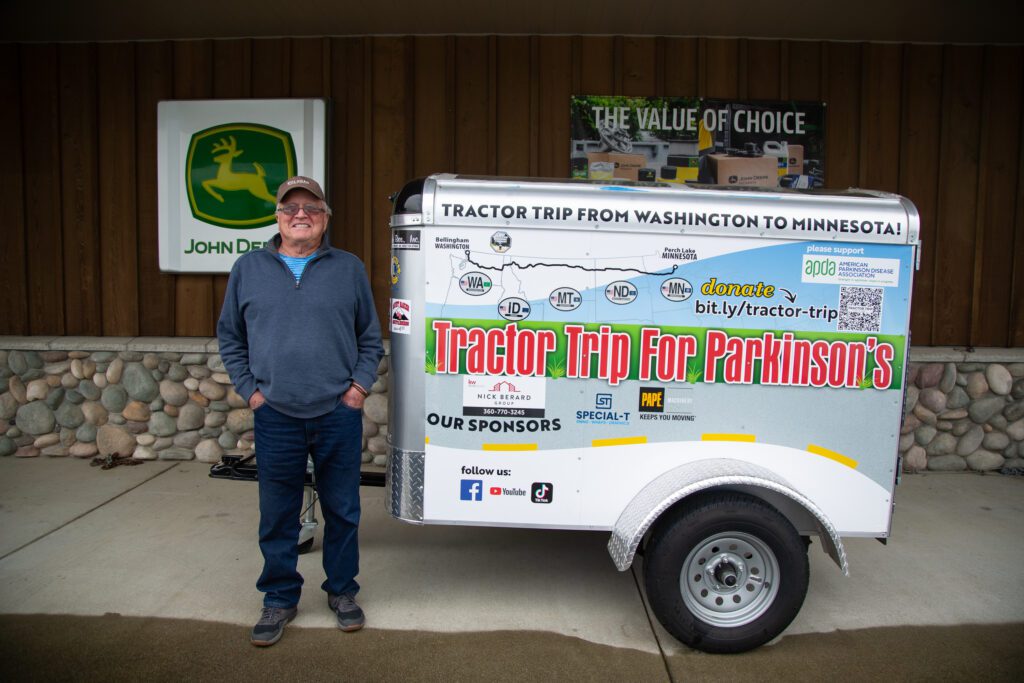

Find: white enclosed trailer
<box><xmin>385</xmin><ymin>174</ymin><xmax>919</xmax><ymax>653</ymax></box>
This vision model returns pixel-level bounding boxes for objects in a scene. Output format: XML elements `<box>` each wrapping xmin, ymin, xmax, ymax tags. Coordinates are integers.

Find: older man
<box><xmin>217</xmin><ymin>176</ymin><xmax>384</xmax><ymax>646</ymax></box>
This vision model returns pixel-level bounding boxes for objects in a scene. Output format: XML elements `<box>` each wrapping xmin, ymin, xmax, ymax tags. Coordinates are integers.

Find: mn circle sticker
<box><xmin>186</xmin><ymin>123</ymin><xmax>297</xmax><ymax>229</ymax></box>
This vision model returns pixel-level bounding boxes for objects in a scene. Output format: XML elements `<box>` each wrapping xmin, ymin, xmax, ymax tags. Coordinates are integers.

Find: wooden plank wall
<box><xmin>2</xmin><ymin>37</ymin><xmax>1022</xmax><ymax>347</ymax></box>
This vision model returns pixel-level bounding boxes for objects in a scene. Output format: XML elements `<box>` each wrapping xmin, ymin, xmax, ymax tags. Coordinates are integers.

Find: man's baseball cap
<box><xmin>276</xmin><ymin>176</ymin><xmax>325</xmax><ymax>202</ymax></box>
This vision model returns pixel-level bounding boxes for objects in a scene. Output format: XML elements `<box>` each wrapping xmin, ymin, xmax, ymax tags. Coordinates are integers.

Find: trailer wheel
<box><xmin>643</xmin><ymin>492</ymin><xmax>808</xmax><ymax>654</ymax></box>
<box><xmin>297</xmin><ymin>537</ymin><xmax>315</xmax><ymax>555</ymax></box>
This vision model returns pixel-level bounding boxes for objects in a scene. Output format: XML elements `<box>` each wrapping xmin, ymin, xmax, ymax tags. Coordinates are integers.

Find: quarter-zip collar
<box><xmin>265</xmin><ymin>234</ymin><xmax>331</xmax><ymax>288</ymax></box>
<box><xmin>265</xmin><ymin>233</ymin><xmax>331</xmax><ymax>258</ymax></box>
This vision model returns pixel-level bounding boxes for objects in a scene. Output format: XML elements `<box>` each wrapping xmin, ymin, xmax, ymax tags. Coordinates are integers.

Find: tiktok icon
<box><xmin>531</xmin><ymin>482</ymin><xmax>553</xmax><ymax>504</ymax></box>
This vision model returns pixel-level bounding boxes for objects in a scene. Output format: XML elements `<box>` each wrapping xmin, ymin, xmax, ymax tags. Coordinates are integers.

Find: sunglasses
<box><xmin>277</xmin><ymin>203</ymin><xmax>327</xmax><ymax>216</ymax></box>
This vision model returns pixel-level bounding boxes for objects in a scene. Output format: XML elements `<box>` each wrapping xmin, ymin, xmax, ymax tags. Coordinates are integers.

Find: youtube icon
<box><xmin>490</xmin><ymin>486</ymin><xmax>501</xmax><ymax>495</ymax></box>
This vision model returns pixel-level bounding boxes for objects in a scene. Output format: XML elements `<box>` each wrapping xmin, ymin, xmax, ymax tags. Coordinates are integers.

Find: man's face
<box><xmin>276</xmin><ymin>188</ymin><xmax>329</xmax><ymax>247</ymax></box>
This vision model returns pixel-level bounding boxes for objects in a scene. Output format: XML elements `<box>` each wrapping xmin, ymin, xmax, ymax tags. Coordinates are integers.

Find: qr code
<box><xmin>837</xmin><ymin>286</ymin><xmax>883</xmax><ymax>332</ymax></box>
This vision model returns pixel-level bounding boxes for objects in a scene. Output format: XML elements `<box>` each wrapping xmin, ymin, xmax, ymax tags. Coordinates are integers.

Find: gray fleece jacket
<box><xmin>217</xmin><ymin>234</ymin><xmax>384</xmax><ymax>419</ymax></box>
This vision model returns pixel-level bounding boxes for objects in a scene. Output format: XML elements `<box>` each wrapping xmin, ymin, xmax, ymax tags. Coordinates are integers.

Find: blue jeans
<box><xmin>254</xmin><ymin>400</ymin><xmax>363</xmax><ymax>608</ymax></box>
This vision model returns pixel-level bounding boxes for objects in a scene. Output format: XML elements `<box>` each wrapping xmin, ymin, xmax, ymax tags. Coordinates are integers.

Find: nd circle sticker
<box><xmin>605</xmin><ymin>280</ymin><xmax>638</xmax><ymax>305</ymax></box>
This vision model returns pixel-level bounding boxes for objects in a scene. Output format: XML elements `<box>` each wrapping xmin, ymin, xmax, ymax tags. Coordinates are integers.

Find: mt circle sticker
<box><xmin>549</xmin><ymin>287</ymin><xmax>582</xmax><ymax>311</ymax></box>
<box><xmin>660</xmin><ymin>278</ymin><xmax>693</xmax><ymax>302</ymax></box>
<box><xmin>605</xmin><ymin>280</ymin><xmax>638</xmax><ymax>305</ymax></box>
<box><xmin>459</xmin><ymin>271</ymin><xmax>492</xmax><ymax>296</ymax></box>
<box><xmin>498</xmin><ymin>297</ymin><xmax>531</xmax><ymax>321</ymax></box>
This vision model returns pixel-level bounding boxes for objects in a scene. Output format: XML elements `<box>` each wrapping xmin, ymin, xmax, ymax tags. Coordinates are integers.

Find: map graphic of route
<box><xmin>439</xmin><ymin>248</ymin><xmax>678</xmax><ymax>325</ymax></box>
<box><xmin>425</xmin><ymin>228</ymin><xmax>913</xmax><ymax>336</ymax></box>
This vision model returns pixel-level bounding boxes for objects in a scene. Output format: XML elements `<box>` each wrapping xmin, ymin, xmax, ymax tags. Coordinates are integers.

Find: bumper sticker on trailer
<box><xmin>392</xmin><ymin>229</ymin><xmax>421</xmax><ymax>250</ymax></box>
<box><xmin>390</xmin><ymin>298</ymin><xmax>411</xmax><ymax>335</ymax></box>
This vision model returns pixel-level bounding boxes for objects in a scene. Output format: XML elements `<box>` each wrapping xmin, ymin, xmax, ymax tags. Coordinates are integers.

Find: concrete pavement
<box><xmin>0</xmin><ymin>455</ymin><xmax>1021</xmax><ymax>679</ymax></box>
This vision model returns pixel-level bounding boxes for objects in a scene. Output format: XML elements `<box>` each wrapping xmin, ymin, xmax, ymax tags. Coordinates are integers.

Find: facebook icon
<box><xmin>460</xmin><ymin>479</ymin><xmax>483</xmax><ymax>501</ymax></box>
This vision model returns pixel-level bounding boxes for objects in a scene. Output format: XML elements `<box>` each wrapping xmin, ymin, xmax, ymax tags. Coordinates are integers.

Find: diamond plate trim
<box><xmin>607</xmin><ymin>458</ymin><xmax>848</xmax><ymax>575</ymax></box>
<box><xmin>386</xmin><ymin>447</ymin><xmax>425</xmax><ymax>522</ymax></box>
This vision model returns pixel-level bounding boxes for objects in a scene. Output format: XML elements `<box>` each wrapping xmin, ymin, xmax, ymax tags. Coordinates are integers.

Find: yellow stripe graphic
<box><xmin>807</xmin><ymin>444</ymin><xmax>858</xmax><ymax>469</ymax></box>
<box><xmin>425</xmin><ymin>437</ymin><xmax>430</xmax><ymax>444</ymax></box>
<box><xmin>701</xmin><ymin>433</ymin><xmax>756</xmax><ymax>442</ymax></box>
<box><xmin>482</xmin><ymin>443</ymin><xmax>538</xmax><ymax>451</ymax></box>
<box><xmin>592</xmin><ymin>436</ymin><xmax>648</xmax><ymax>447</ymax></box>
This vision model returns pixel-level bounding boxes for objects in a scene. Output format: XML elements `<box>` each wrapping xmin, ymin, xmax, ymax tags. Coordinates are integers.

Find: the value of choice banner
<box><xmin>570</xmin><ymin>95</ymin><xmax>826</xmax><ymax>189</ymax></box>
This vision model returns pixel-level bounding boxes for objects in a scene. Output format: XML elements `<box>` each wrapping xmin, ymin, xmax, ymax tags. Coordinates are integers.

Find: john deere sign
<box><xmin>158</xmin><ymin>99</ymin><xmax>327</xmax><ymax>273</ymax></box>
<box><xmin>186</xmin><ymin>123</ymin><xmax>296</xmax><ymax>228</ymax></box>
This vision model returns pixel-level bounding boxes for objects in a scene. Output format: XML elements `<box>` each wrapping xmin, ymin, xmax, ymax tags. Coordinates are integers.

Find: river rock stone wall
<box><xmin>0</xmin><ymin>341</ymin><xmax>390</xmax><ymax>466</ymax></box>
<box><xmin>900</xmin><ymin>361</ymin><xmax>1024</xmax><ymax>473</ymax></box>
<box><xmin>1</xmin><ymin>338</ymin><xmax>1022</xmax><ymax>475</ymax></box>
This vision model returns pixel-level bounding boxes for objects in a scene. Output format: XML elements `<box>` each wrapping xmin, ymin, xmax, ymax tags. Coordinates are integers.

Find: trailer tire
<box><xmin>643</xmin><ymin>491</ymin><xmax>808</xmax><ymax>654</ymax></box>
<box><xmin>297</xmin><ymin>537</ymin><xmax>315</xmax><ymax>555</ymax></box>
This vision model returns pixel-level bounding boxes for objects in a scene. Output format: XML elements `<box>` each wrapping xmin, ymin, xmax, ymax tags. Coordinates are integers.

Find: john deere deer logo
<box><xmin>203</xmin><ymin>136</ymin><xmax>277</xmax><ymax>204</ymax></box>
<box><xmin>186</xmin><ymin>123</ymin><xmax>296</xmax><ymax>229</ymax></box>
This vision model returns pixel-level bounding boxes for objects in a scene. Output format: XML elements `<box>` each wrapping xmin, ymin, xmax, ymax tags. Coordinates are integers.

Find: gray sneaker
<box><xmin>328</xmin><ymin>593</ymin><xmax>365</xmax><ymax>632</ymax></box>
<box><xmin>250</xmin><ymin>606</ymin><xmax>297</xmax><ymax>646</ymax></box>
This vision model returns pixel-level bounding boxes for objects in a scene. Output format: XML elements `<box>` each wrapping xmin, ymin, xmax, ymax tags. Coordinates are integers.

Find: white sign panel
<box><xmin>158</xmin><ymin>99</ymin><xmax>327</xmax><ymax>273</ymax></box>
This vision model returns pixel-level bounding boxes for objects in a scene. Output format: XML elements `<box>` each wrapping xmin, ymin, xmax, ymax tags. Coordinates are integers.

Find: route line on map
<box><xmin>463</xmin><ymin>251</ymin><xmax>677</xmax><ymax>276</ymax></box>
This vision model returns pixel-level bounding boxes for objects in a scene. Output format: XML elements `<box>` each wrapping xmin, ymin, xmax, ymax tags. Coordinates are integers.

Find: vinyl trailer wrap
<box><xmin>386</xmin><ymin>175</ymin><xmax>919</xmax><ymax>652</ymax></box>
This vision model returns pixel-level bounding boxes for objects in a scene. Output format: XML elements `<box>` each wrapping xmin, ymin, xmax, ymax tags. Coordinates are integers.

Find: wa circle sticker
<box><xmin>186</xmin><ymin>123</ymin><xmax>297</xmax><ymax>229</ymax></box>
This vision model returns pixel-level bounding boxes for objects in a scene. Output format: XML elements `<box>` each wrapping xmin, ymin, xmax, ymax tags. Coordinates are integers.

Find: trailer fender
<box><xmin>386</xmin><ymin>447</ymin><xmax>426</xmax><ymax>523</ymax></box>
<box><xmin>607</xmin><ymin>458</ymin><xmax>848</xmax><ymax>575</ymax></box>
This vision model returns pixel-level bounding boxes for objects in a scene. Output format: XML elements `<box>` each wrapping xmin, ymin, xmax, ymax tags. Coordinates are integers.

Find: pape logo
<box><xmin>185</xmin><ymin>123</ymin><xmax>297</xmax><ymax>229</ymax></box>
<box><xmin>639</xmin><ymin>388</ymin><xmax>665</xmax><ymax>412</ymax></box>
<box><xmin>460</xmin><ymin>479</ymin><xmax>483</xmax><ymax>501</ymax></box>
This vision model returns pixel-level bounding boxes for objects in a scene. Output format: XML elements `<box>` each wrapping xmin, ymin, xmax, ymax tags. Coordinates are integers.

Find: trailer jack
<box><xmin>209</xmin><ymin>454</ymin><xmax>385</xmax><ymax>553</ymax></box>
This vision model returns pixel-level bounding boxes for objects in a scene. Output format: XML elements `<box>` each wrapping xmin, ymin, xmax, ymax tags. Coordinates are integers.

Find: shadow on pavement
<box><xmin>1</xmin><ymin>614</ymin><xmax>1021</xmax><ymax>682</ymax></box>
